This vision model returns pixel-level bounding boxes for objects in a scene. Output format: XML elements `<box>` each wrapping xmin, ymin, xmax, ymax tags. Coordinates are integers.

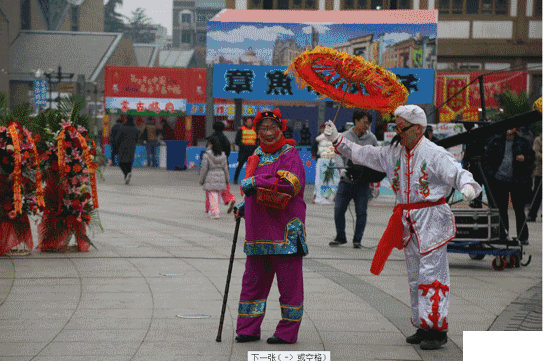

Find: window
<box><xmin>439</xmin><ymin>0</ymin><xmax>508</xmax><ymax>15</ymax></box>
<box><xmin>343</xmin><ymin>0</ymin><xmax>410</xmax><ymax>10</ymax></box>
<box><xmin>250</xmin><ymin>0</ymin><xmax>318</xmax><ymax>9</ymax></box>
<box><xmin>182</xmin><ymin>32</ymin><xmax>191</xmax><ymax>43</ymax></box>
<box><xmin>534</xmin><ymin>0</ymin><xmax>542</xmax><ymax>17</ymax></box>
<box><xmin>181</xmin><ymin>13</ymin><xmax>191</xmax><ymax>23</ymax></box>
<box><xmin>21</xmin><ymin>0</ymin><xmax>30</xmax><ymax>30</ymax></box>
<box><xmin>71</xmin><ymin>6</ymin><xmax>79</xmax><ymax>31</ymax></box>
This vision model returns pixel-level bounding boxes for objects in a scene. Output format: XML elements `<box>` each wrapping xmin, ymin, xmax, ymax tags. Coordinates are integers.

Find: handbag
<box><xmin>256</xmin><ymin>177</ymin><xmax>291</xmax><ymax>209</ymax></box>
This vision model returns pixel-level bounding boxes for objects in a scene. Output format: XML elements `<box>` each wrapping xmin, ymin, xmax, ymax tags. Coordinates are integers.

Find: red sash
<box><xmin>370</xmin><ymin>198</ymin><xmax>446</xmax><ymax>275</ymax></box>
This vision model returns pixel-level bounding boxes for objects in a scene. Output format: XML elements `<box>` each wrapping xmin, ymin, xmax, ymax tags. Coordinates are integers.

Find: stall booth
<box><xmin>103</xmin><ymin>66</ymin><xmax>206</xmax><ymax>169</ymax></box>
<box><xmin>204</xmin><ymin>9</ymin><xmax>438</xmax><ymax>198</ymax></box>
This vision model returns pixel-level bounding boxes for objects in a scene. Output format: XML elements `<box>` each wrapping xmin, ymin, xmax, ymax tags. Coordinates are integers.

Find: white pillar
<box><xmin>334</xmin><ymin>0</ymin><xmax>340</xmax><ymax>11</ymax></box>
<box><xmin>428</xmin><ymin>0</ymin><xmax>435</xmax><ymax>9</ymax></box>
<box><xmin>510</xmin><ymin>0</ymin><xmax>517</xmax><ymax>17</ymax></box>
<box><xmin>319</xmin><ymin>0</ymin><xmax>326</xmax><ymax>10</ymax></box>
<box><xmin>413</xmin><ymin>0</ymin><xmax>420</xmax><ymax>9</ymax></box>
<box><xmin>235</xmin><ymin>0</ymin><xmax>247</xmax><ymax>10</ymax></box>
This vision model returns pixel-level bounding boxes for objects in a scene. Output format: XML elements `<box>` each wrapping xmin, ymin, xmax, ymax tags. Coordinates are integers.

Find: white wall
<box><xmin>472</xmin><ymin>21</ymin><xmax>513</xmax><ymax>39</ymax></box>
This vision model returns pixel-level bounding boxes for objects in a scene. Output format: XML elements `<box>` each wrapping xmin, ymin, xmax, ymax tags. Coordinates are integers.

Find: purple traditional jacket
<box><xmin>239</xmin><ymin>144</ymin><xmax>308</xmax><ymax>256</ymax></box>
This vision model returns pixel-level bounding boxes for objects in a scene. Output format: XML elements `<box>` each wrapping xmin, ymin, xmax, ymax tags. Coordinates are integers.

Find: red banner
<box><xmin>104</xmin><ymin>66</ymin><xmax>206</xmax><ymax>103</ymax></box>
<box><xmin>436</xmin><ymin>71</ymin><xmax>527</xmax><ymax>122</ymax></box>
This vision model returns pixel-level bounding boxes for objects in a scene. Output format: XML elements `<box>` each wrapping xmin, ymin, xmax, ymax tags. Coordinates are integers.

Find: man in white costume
<box><xmin>324</xmin><ymin>105</ymin><xmax>481</xmax><ymax>350</ymax></box>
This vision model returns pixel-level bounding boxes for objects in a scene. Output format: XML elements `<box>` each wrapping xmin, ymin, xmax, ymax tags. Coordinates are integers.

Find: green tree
<box><xmin>494</xmin><ymin>89</ymin><xmax>541</xmax><ymax>136</ymax></box>
<box><xmin>104</xmin><ymin>0</ymin><xmax>127</xmax><ymax>33</ymax></box>
<box><xmin>126</xmin><ymin>7</ymin><xmax>156</xmax><ymax>44</ymax></box>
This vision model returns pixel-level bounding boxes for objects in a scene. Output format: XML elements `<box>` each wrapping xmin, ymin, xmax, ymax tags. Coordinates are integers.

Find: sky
<box><xmin>109</xmin><ymin>0</ymin><xmax>226</xmax><ymax>35</ymax></box>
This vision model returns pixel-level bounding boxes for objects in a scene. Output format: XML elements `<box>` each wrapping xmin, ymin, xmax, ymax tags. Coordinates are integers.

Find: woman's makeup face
<box><xmin>258</xmin><ymin>119</ymin><xmax>282</xmax><ymax>145</ymax></box>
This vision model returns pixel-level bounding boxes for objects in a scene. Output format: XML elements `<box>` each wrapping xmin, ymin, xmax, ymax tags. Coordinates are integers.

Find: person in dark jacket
<box><xmin>161</xmin><ymin>118</ymin><xmax>175</xmax><ymax>141</ymax></box>
<box><xmin>109</xmin><ymin>117</ymin><xmax>123</xmax><ymax>165</ymax></box>
<box><xmin>210</xmin><ymin>121</ymin><xmax>236</xmax><ymax>212</ymax></box>
<box><xmin>114</xmin><ymin>115</ymin><xmax>140</xmax><ymax>185</ymax></box>
<box><xmin>483</xmin><ymin>128</ymin><xmax>535</xmax><ymax>244</ymax></box>
<box><xmin>299</xmin><ymin>123</ymin><xmax>312</xmax><ymax>146</ymax></box>
<box><xmin>233</xmin><ymin>118</ymin><xmax>258</xmax><ymax>184</ymax></box>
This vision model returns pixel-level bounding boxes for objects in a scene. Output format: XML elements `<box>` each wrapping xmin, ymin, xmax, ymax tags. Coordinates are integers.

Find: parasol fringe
<box><xmin>285</xmin><ymin>46</ymin><xmax>409</xmax><ymax>114</ymax></box>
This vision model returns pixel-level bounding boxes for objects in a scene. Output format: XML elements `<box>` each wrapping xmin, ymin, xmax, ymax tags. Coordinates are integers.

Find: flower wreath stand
<box><xmin>37</xmin><ymin>122</ymin><xmax>99</xmax><ymax>253</ymax></box>
<box><xmin>0</xmin><ymin>122</ymin><xmax>45</xmax><ymax>257</ymax></box>
<box><xmin>0</xmin><ymin>175</ymin><xmax>32</xmax><ymax>256</ymax></box>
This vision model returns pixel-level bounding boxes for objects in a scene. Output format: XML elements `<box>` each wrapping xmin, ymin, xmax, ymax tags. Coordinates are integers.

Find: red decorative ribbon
<box><xmin>7</xmin><ymin>124</ymin><xmax>22</xmax><ymax>214</ymax></box>
<box><xmin>22</xmin><ymin>128</ymin><xmax>45</xmax><ymax>208</ymax></box>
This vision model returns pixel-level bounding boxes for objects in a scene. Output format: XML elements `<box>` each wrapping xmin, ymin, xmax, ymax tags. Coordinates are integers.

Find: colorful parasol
<box><xmin>285</xmin><ymin>46</ymin><xmax>409</xmax><ymax>120</ymax></box>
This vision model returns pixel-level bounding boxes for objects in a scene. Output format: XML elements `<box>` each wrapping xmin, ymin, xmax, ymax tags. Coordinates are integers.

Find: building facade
<box><xmin>225</xmin><ymin>0</ymin><xmax>542</xmax><ymax>98</ymax></box>
<box><xmin>0</xmin><ymin>0</ymin><xmax>105</xmax><ymax>102</ymax></box>
<box><xmin>172</xmin><ymin>0</ymin><xmax>224</xmax><ymax>50</ymax></box>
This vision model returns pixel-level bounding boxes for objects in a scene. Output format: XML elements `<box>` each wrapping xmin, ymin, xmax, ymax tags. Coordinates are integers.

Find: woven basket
<box><xmin>256</xmin><ymin>178</ymin><xmax>291</xmax><ymax>210</ymax></box>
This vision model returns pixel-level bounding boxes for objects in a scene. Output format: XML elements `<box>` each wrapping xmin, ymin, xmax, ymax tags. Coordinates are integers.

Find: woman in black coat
<box><xmin>483</xmin><ymin>128</ymin><xmax>535</xmax><ymax>244</ymax></box>
<box><xmin>114</xmin><ymin>115</ymin><xmax>140</xmax><ymax>185</ymax></box>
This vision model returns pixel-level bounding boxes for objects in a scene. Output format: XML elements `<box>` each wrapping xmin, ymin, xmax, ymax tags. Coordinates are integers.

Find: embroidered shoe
<box><xmin>406</xmin><ymin>329</ymin><xmax>428</xmax><ymax>344</ymax></box>
<box><xmin>267</xmin><ymin>336</ymin><xmax>294</xmax><ymax>344</ymax></box>
<box><xmin>329</xmin><ymin>236</ymin><xmax>347</xmax><ymax>246</ymax></box>
<box><xmin>235</xmin><ymin>334</ymin><xmax>260</xmax><ymax>343</ymax></box>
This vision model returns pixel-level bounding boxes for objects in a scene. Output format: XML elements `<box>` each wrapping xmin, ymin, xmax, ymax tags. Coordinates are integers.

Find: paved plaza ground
<box><xmin>1</xmin><ymin>167</ymin><xmax>541</xmax><ymax>361</ymax></box>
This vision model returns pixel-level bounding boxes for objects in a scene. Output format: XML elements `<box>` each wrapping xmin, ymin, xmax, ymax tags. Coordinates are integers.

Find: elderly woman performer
<box><xmin>324</xmin><ymin>105</ymin><xmax>482</xmax><ymax>350</ymax></box>
<box><xmin>233</xmin><ymin>109</ymin><xmax>307</xmax><ymax>345</ymax></box>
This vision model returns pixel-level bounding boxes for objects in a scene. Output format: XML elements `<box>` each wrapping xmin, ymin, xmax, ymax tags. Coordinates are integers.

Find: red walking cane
<box><xmin>216</xmin><ymin>216</ymin><xmax>241</xmax><ymax>342</ymax></box>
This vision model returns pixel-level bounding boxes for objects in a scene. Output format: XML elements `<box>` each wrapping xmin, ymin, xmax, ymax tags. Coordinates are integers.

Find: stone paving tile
<box><xmin>0</xmin><ymin>307</ymin><xmax>74</xmax><ymax>320</ymax></box>
<box><xmin>0</xmin><ymin>329</ymin><xmax>62</xmax><ymax>342</ymax></box>
<box><xmin>53</xmin><ymin>329</ymin><xmax>148</xmax><ymax>342</ymax></box>
<box><xmin>38</xmin><ymin>341</ymin><xmax>140</xmax><ymax>356</ymax></box>
<box><xmin>0</xmin><ymin>343</ymin><xmax>50</xmax><ymax>357</ymax></box>
<box><xmin>322</xmin><ymin>344</ymin><xmax>421</xmax><ymax>360</ymax></box>
<box><xmin>12</xmin><ymin>278</ymin><xmax>79</xmax><ymax>287</ymax></box>
<box><xmin>319</xmin><ymin>331</ymin><xmax>406</xmax><ymax>345</ymax></box>
<box><xmin>133</xmin><ymin>341</ymin><xmax>236</xmax><ymax>357</ymax></box>
<box><xmin>63</xmin><ymin>316</ymin><xmax>150</xmax><ymax>330</ymax></box>
<box><xmin>33</xmin><ymin>357</ymin><xmax>129</xmax><ymax>361</ymax></box>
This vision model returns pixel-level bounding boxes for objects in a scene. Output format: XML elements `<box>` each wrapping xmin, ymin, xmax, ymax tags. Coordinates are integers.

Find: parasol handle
<box><xmin>332</xmin><ymin>82</ymin><xmax>352</xmax><ymax>124</ymax></box>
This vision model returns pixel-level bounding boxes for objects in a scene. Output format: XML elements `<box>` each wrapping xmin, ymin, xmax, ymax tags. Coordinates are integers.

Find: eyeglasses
<box><xmin>393</xmin><ymin>123</ymin><xmax>416</xmax><ymax>135</ymax></box>
<box><xmin>259</xmin><ymin>125</ymin><xmax>279</xmax><ymax>133</ymax></box>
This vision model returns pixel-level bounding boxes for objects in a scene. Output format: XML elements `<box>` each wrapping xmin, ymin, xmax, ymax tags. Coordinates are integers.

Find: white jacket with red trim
<box><xmin>334</xmin><ymin>135</ymin><xmax>481</xmax><ymax>254</ymax></box>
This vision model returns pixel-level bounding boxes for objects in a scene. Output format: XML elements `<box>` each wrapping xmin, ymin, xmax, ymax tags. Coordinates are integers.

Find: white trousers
<box><xmin>404</xmin><ymin>236</ymin><xmax>450</xmax><ymax>332</ymax></box>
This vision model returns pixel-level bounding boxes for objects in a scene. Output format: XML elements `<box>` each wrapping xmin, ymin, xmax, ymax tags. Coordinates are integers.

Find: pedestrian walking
<box><xmin>233</xmin><ymin>108</ymin><xmax>307</xmax><ymax>345</ymax></box>
<box><xmin>233</xmin><ymin>118</ymin><xmax>258</xmax><ymax>184</ymax></box>
<box><xmin>329</xmin><ymin>110</ymin><xmax>378</xmax><ymax>249</ymax></box>
<box><xmin>483</xmin><ymin>128</ymin><xmax>535</xmax><ymax>244</ymax></box>
<box><xmin>199</xmin><ymin>136</ymin><xmax>229</xmax><ymax>219</ymax></box>
<box><xmin>527</xmin><ymin>133</ymin><xmax>542</xmax><ymax>222</ymax></box>
<box><xmin>141</xmin><ymin>117</ymin><xmax>159</xmax><ymax>167</ymax></box>
<box><xmin>210</xmin><ymin>121</ymin><xmax>236</xmax><ymax>213</ymax></box>
<box><xmin>323</xmin><ymin>104</ymin><xmax>482</xmax><ymax>350</ymax></box>
<box><xmin>113</xmin><ymin>115</ymin><xmax>140</xmax><ymax>185</ymax></box>
<box><xmin>109</xmin><ymin>117</ymin><xmax>123</xmax><ymax>165</ymax></box>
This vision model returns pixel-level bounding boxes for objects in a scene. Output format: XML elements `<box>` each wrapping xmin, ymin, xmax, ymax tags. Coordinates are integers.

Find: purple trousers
<box><xmin>236</xmin><ymin>255</ymin><xmax>304</xmax><ymax>343</ymax></box>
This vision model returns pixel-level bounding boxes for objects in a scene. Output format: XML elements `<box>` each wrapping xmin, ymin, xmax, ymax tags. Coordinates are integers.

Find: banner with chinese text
<box><xmin>435</xmin><ymin>71</ymin><xmax>528</xmax><ymax>123</ymax></box>
<box><xmin>213</xmin><ymin>64</ymin><xmax>434</xmax><ymax>104</ymax></box>
<box><xmin>104</xmin><ymin>66</ymin><xmax>206</xmax><ymax>103</ymax></box>
<box><xmin>187</xmin><ymin>103</ymin><xmax>274</xmax><ymax>116</ymax></box>
<box><xmin>105</xmin><ymin>97</ymin><xmax>187</xmax><ymax>116</ymax></box>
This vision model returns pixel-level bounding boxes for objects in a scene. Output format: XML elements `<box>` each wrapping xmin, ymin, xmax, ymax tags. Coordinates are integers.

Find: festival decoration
<box><xmin>285</xmin><ymin>46</ymin><xmax>408</xmax><ymax>116</ymax></box>
<box><xmin>37</xmin><ymin>120</ymin><xmax>100</xmax><ymax>252</ymax></box>
<box><xmin>0</xmin><ymin>122</ymin><xmax>45</xmax><ymax>256</ymax></box>
<box><xmin>534</xmin><ymin>97</ymin><xmax>542</xmax><ymax>113</ymax></box>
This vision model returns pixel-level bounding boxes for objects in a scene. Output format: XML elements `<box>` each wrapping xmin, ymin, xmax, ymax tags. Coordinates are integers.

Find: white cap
<box><xmin>394</xmin><ymin>105</ymin><xmax>427</xmax><ymax>127</ymax></box>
